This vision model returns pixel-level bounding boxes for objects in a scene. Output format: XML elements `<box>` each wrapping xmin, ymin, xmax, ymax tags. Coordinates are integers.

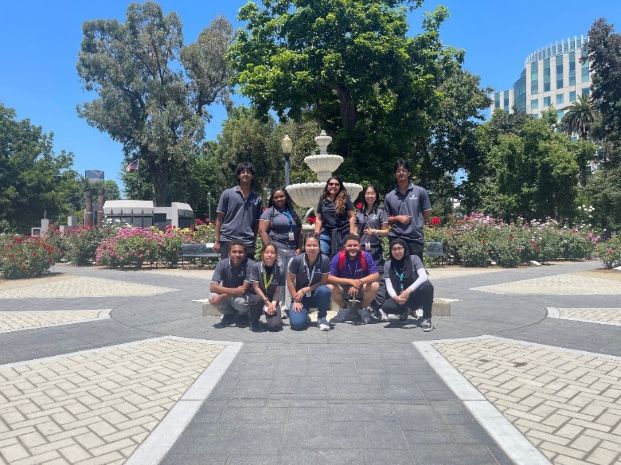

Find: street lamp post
<box><xmin>281</xmin><ymin>134</ymin><xmax>293</xmax><ymax>187</ymax></box>
<box><xmin>207</xmin><ymin>191</ymin><xmax>212</xmax><ymax>221</ymax></box>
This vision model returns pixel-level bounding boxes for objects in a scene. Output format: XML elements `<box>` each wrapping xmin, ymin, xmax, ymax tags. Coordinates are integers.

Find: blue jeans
<box><xmin>319</xmin><ymin>232</ymin><xmax>332</xmax><ymax>256</ymax></box>
<box><xmin>289</xmin><ymin>284</ymin><xmax>331</xmax><ymax>329</ymax></box>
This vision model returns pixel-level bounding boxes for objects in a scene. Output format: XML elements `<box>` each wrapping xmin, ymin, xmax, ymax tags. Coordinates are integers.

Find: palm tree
<box><xmin>560</xmin><ymin>95</ymin><xmax>596</xmax><ymax>140</ymax></box>
<box><xmin>561</xmin><ymin>96</ymin><xmax>598</xmax><ymax>187</ymax></box>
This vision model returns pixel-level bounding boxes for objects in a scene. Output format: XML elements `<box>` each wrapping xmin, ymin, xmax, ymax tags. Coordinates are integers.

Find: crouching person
<box><xmin>328</xmin><ymin>234</ymin><xmax>379</xmax><ymax>324</ymax></box>
<box><xmin>247</xmin><ymin>243</ymin><xmax>284</xmax><ymax>331</ymax></box>
<box><xmin>287</xmin><ymin>234</ymin><xmax>332</xmax><ymax>331</ymax></box>
<box><xmin>383</xmin><ymin>238</ymin><xmax>434</xmax><ymax>331</ymax></box>
<box><xmin>210</xmin><ymin>241</ymin><xmax>255</xmax><ymax>328</ymax></box>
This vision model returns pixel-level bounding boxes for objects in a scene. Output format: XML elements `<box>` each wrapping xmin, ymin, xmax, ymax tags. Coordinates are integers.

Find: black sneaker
<box><xmin>236</xmin><ymin>313</ymin><xmax>249</xmax><ymax>328</ymax></box>
<box><xmin>214</xmin><ymin>313</ymin><xmax>235</xmax><ymax>328</ymax></box>
<box><xmin>420</xmin><ymin>318</ymin><xmax>433</xmax><ymax>332</ymax></box>
<box><xmin>399</xmin><ymin>308</ymin><xmax>410</xmax><ymax>321</ymax></box>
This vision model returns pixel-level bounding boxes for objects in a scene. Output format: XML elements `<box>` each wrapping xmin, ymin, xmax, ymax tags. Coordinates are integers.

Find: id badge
<box><xmin>365</xmin><ymin>241</ymin><xmax>371</xmax><ymax>251</ymax></box>
<box><xmin>305</xmin><ymin>291</ymin><xmax>312</xmax><ymax>298</ymax></box>
<box><xmin>288</xmin><ymin>231</ymin><xmax>295</xmax><ymax>241</ymax></box>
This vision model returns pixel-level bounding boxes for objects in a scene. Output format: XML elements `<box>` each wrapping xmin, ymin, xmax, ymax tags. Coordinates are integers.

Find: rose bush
<box><xmin>0</xmin><ymin>235</ymin><xmax>58</xmax><ymax>279</ymax></box>
<box><xmin>595</xmin><ymin>235</ymin><xmax>621</xmax><ymax>269</ymax></box>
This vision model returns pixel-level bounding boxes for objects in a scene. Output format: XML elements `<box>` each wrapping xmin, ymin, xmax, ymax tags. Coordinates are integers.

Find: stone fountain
<box><xmin>286</xmin><ymin>130</ymin><xmax>362</xmax><ymax>210</ymax></box>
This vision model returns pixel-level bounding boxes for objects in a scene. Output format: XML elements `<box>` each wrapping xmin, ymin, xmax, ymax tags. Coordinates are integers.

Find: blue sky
<box><xmin>1</xmin><ymin>1</ymin><xmax>620</xmax><ymax>193</ymax></box>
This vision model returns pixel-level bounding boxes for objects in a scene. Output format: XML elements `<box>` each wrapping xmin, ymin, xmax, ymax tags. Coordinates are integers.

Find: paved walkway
<box><xmin>0</xmin><ymin>260</ymin><xmax>619</xmax><ymax>464</ymax></box>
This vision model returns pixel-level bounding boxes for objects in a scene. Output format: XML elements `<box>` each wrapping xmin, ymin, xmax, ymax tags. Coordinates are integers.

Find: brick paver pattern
<box><xmin>141</xmin><ymin>268</ymin><xmax>213</xmax><ymax>280</ymax></box>
<box><xmin>472</xmin><ymin>273</ymin><xmax>621</xmax><ymax>295</ymax></box>
<box><xmin>426</xmin><ymin>267</ymin><xmax>503</xmax><ymax>280</ymax></box>
<box><xmin>435</xmin><ymin>337</ymin><xmax>621</xmax><ymax>465</ymax></box>
<box><xmin>557</xmin><ymin>308</ymin><xmax>621</xmax><ymax>327</ymax></box>
<box><xmin>0</xmin><ymin>311</ymin><xmax>108</xmax><ymax>333</ymax></box>
<box><xmin>0</xmin><ymin>277</ymin><xmax>175</xmax><ymax>300</ymax></box>
<box><xmin>0</xmin><ymin>337</ymin><xmax>224</xmax><ymax>465</ymax></box>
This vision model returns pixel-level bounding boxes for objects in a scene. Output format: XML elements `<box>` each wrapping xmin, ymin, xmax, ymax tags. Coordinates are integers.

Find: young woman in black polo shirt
<box><xmin>314</xmin><ymin>176</ymin><xmax>356</xmax><ymax>257</ymax></box>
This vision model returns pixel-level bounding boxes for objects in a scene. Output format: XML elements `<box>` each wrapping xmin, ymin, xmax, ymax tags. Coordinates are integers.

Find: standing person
<box><xmin>328</xmin><ymin>234</ymin><xmax>380</xmax><ymax>324</ymax></box>
<box><xmin>384</xmin><ymin>159</ymin><xmax>432</xmax><ymax>260</ymax></box>
<box><xmin>287</xmin><ymin>234</ymin><xmax>332</xmax><ymax>331</ymax></box>
<box><xmin>214</xmin><ymin>162</ymin><xmax>263</xmax><ymax>260</ymax></box>
<box><xmin>355</xmin><ymin>185</ymin><xmax>389</xmax><ymax>271</ymax></box>
<box><xmin>258</xmin><ymin>188</ymin><xmax>302</xmax><ymax>311</ymax></box>
<box><xmin>314</xmin><ymin>176</ymin><xmax>356</xmax><ymax>257</ymax></box>
<box><xmin>382</xmin><ymin>238</ymin><xmax>434</xmax><ymax>331</ymax></box>
<box><xmin>209</xmin><ymin>241</ymin><xmax>256</xmax><ymax>328</ymax></box>
<box><xmin>247</xmin><ymin>243</ymin><xmax>284</xmax><ymax>331</ymax></box>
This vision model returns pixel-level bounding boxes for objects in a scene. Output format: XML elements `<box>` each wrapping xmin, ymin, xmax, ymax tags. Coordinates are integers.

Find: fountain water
<box><xmin>286</xmin><ymin>130</ymin><xmax>362</xmax><ymax>210</ymax></box>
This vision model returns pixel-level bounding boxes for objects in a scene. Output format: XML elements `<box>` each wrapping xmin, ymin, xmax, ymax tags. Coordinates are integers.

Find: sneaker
<box><xmin>420</xmin><ymin>318</ymin><xmax>433</xmax><ymax>332</ymax></box>
<box><xmin>214</xmin><ymin>313</ymin><xmax>236</xmax><ymax>328</ymax></box>
<box><xmin>372</xmin><ymin>308</ymin><xmax>389</xmax><ymax>322</ymax></box>
<box><xmin>414</xmin><ymin>308</ymin><xmax>424</xmax><ymax>319</ymax></box>
<box><xmin>317</xmin><ymin>317</ymin><xmax>331</xmax><ymax>331</ymax></box>
<box><xmin>236</xmin><ymin>313</ymin><xmax>249</xmax><ymax>328</ymax></box>
<box><xmin>330</xmin><ymin>307</ymin><xmax>350</xmax><ymax>323</ymax></box>
<box><xmin>281</xmin><ymin>305</ymin><xmax>288</xmax><ymax>319</ymax></box>
<box><xmin>399</xmin><ymin>308</ymin><xmax>410</xmax><ymax>321</ymax></box>
<box><xmin>359</xmin><ymin>307</ymin><xmax>372</xmax><ymax>324</ymax></box>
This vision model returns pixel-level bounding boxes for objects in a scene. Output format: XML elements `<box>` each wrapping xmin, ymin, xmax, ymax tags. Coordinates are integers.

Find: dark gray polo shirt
<box><xmin>356</xmin><ymin>208</ymin><xmax>387</xmax><ymax>246</ymax></box>
<box><xmin>288</xmin><ymin>254</ymin><xmax>330</xmax><ymax>290</ymax></box>
<box><xmin>212</xmin><ymin>258</ymin><xmax>255</xmax><ymax>288</ymax></box>
<box><xmin>247</xmin><ymin>262</ymin><xmax>284</xmax><ymax>299</ymax></box>
<box><xmin>217</xmin><ymin>186</ymin><xmax>263</xmax><ymax>246</ymax></box>
<box><xmin>260</xmin><ymin>207</ymin><xmax>300</xmax><ymax>249</ymax></box>
<box><xmin>384</xmin><ymin>183</ymin><xmax>431</xmax><ymax>244</ymax></box>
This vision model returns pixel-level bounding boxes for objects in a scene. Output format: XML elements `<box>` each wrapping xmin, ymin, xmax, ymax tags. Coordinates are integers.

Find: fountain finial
<box><xmin>314</xmin><ymin>130</ymin><xmax>332</xmax><ymax>155</ymax></box>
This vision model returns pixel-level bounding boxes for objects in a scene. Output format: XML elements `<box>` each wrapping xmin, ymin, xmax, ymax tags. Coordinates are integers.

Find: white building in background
<box><xmin>490</xmin><ymin>35</ymin><xmax>592</xmax><ymax>119</ymax></box>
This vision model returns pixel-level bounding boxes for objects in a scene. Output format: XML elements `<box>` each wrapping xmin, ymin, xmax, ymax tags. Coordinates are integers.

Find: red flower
<box><xmin>431</xmin><ymin>216</ymin><xmax>441</xmax><ymax>226</ymax></box>
<box><xmin>307</xmin><ymin>216</ymin><xmax>316</xmax><ymax>225</ymax></box>
<box><xmin>356</xmin><ymin>202</ymin><xmax>363</xmax><ymax>210</ymax></box>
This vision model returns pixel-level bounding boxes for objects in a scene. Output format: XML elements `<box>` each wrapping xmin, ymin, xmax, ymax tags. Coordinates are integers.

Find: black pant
<box><xmin>383</xmin><ymin>281</ymin><xmax>433</xmax><ymax>319</ymax></box>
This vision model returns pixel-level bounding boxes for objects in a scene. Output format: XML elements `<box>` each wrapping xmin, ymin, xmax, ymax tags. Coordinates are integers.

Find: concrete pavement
<box><xmin>0</xmin><ymin>260</ymin><xmax>619</xmax><ymax>464</ymax></box>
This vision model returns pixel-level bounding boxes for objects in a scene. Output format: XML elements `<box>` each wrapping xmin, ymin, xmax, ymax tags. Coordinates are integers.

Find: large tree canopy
<box><xmin>229</xmin><ymin>0</ymin><xmax>485</xmax><ymax>193</ymax></box>
<box><xmin>0</xmin><ymin>103</ymin><xmax>80</xmax><ymax>233</ymax></box>
<box><xmin>77</xmin><ymin>2</ymin><xmax>232</xmax><ymax>205</ymax></box>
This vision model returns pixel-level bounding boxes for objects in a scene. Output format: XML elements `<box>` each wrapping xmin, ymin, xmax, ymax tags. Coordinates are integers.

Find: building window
<box><xmin>531</xmin><ymin>99</ymin><xmax>539</xmax><ymax>110</ymax></box>
<box><xmin>582</xmin><ymin>88</ymin><xmax>590</xmax><ymax>97</ymax></box>
<box><xmin>543</xmin><ymin>96</ymin><xmax>551</xmax><ymax>107</ymax></box>
<box><xmin>569</xmin><ymin>91</ymin><xmax>576</xmax><ymax>102</ymax></box>
<box><xmin>556</xmin><ymin>94</ymin><xmax>564</xmax><ymax>105</ymax></box>
<box><xmin>582</xmin><ymin>60</ymin><xmax>590</xmax><ymax>83</ymax></box>
<box><xmin>494</xmin><ymin>92</ymin><xmax>501</xmax><ymax>109</ymax></box>
<box><xmin>556</xmin><ymin>55</ymin><xmax>564</xmax><ymax>89</ymax></box>
<box><xmin>569</xmin><ymin>52</ymin><xmax>576</xmax><ymax>86</ymax></box>
<box><xmin>503</xmin><ymin>90</ymin><xmax>510</xmax><ymax>110</ymax></box>
<box><xmin>530</xmin><ymin>62</ymin><xmax>538</xmax><ymax>94</ymax></box>
<box><xmin>543</xmin><ymin>58</ymin><xmax>551</xmax><ymax>92</ymax></box>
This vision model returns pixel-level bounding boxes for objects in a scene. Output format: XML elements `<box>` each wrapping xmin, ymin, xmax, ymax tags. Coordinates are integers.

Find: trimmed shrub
<box><xmin>0</xmin><ymin>235</ymin><xmax>57</xmax><ymax>279</ymax></box>
<box><xmin>595</xmin><ymin>235</ymin><xmax>621</xmax><ymax>269</ymax></box>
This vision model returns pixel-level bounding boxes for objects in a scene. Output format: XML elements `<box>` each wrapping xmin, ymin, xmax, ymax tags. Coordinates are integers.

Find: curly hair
<box><xmin>319</xmin><ymin>176</ymin><xmax>349</xmax><ymax>214</ymax></box>
<box><xmin>267</xmin><ymin>188</ymin><xmax>302</xmax><ymax>227</ymax></box>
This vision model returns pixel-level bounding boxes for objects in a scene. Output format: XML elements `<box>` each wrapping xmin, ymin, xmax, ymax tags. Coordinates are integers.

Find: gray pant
<box><xmin>276</xmin><ymin>246</ymin><xmax>296</xmax><ymax>308</ymax></box>
<box><xmin>210</xmin><ymin>294</ymin><xmax>252</xmax><ymax>315</ymax></box>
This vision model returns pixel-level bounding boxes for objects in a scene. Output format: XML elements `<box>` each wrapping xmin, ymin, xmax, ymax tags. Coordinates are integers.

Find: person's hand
<box><xmin>348</xmin><ymin>286</ymin><xmax>358</xmax><ymax>298</ymax></box>
<box><xmin>397</xmin><ymin>215</ymin><xmax>412</xmax><ymax>225</ymax></box>
<box><xmin>365</xmin><ymin>227</ymin><xmax>375</xmax><ymax>236</ymax></box>
<box><xmin>213</xmin><ymin>240</ymin><xmax>221</xmax><ymax>253</ymax></box>
<box><xmin>209</xmin><ymin>294</ymin><xmax>224</xmax><ymax>305</ymax></box>
<box><xmin>292</xmin><ymin>301</ymin><xmax>304</xmax><ymax>312</ymax></box>
<box><xmin>351</xmin><ymin>279</ymin><xmax>363</xmax><ymax>289</ymax></box>
<box><xmin>294</xmin><ymin>289</ymin><xmax>305</xmax><ymax>302</ymax></box>
<box><xmin>265</xmin><ymin>301</ymin><xmax>276</xmax><ymax>315</ymax></box>
<box><xmin>395</xmin><ymin>292</ymin><xmax>408</xmax><ymax>305</ymax></box>
<box><xmin>232</xmin><ymin>286</ymin><xmax>245</xmax><ymax>297</ymax></box>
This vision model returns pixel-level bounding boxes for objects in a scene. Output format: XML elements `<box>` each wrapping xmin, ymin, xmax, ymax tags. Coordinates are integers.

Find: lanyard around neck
<box><xmin>261</xmin><ymin>263</ymin><xmax>273</xmax><ymax>291</ymax></box>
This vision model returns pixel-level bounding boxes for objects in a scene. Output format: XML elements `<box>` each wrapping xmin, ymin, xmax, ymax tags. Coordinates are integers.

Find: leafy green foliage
<box><xmin>595</xmin><ymin>235</ymin><xmax>621</xmax><ymax>269</ymax></box>
<box><xmin>0</xmin><ymin>103</ymin><xmax>81</xmax><ymax>233</ymax></box>
<box><xmin>77</xmin><ymin>3</ymin><xmax>232</xmax><ymax>205</ymax></box>
<box><xmin>0</xmin><ymin>235</ymin><xmax>58</xmax><ymax>279</ymax></box>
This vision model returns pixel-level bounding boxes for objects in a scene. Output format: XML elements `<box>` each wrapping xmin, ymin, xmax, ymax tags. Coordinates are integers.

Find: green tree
<box><xmin>561</xmin><ymin>96</ymin><xmax>597</xmax><ymax>141</ymax></box>
<box><xmin>77</xmin><ymin>2</ymin><xmax>232</xmax><ymax>205</ymax></box>
<box><xmin>474</xmin><ymin>113</ymin><xmax>579</xmax><ymax>223</ymax></box>
<box><xmin>0</xmin><ymin>103</ymin><xmax>81</xmax><ymax>233</ymax></box>
<box><xmin>229</xmin><ymin>0</ymin><xmax>483</xmax><ymax>193</ymax></box>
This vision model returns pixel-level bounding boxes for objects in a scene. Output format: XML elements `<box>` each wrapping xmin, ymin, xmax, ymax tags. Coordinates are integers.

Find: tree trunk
<box><xmin>333</xmin><ymin>84</ymin><xmax>358</xmax><ymax>129</ymax></box>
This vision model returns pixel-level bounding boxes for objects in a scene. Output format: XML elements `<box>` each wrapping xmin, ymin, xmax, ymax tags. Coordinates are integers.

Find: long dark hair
<box><xmin>319</xmin><ymin>176</ymin><xmax>348</xmax><ymax>214</ymax></box>
<box><xmin>268</xmin><ymin>187</ymin><xmax>302</xmax><ymax>227</ymax></box>
<box><xmin>357</xmin><ymin>184</ymin><xmax>380</xmax><ymax>214</ymax></box>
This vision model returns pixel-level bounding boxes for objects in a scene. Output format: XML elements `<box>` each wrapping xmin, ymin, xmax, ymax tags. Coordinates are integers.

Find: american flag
<box><xmin>126</xmin><ymin>159</ymin><xmax>139</xmax><ymax>172</ymax></box>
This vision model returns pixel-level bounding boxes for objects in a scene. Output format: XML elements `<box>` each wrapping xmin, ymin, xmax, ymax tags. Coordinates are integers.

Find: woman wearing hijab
<box><xmin>382</xmin><ymin>238</ymin><xmax>434</xmax><ymax>331</ymax></box>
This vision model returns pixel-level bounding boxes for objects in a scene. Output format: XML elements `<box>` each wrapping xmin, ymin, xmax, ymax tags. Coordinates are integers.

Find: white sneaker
<box><xmin>318</xmin><ymin>317</ymin><xmax>331</xmax><ymax>331</ymax></box>
<box><xmin>414</xmin><ymin>308</ymin><xmax>424</xmax><ymax>318</ymax></box>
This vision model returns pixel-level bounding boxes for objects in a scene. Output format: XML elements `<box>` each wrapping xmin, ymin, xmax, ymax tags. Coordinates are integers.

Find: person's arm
<box><xmin>384</xmin><ymin>276</ymin><xmax>398</xmax><ymax>299</ymax></box>
<box><xmin>401</xmin><ymin>267</ymin><xmax>429</xmax><ymax>296</ymax></box>
<box><xmin>314</xmin><ymin>213</ymin><xmax>322</xmax><ymax>235</ymax></box>
<box><xmin>287</xmin><ymin>271</ymin><xmax>301</xmax><ymax>301</ymax></box>
<box><xmin>367</xmin><ymin>223</ymin><xmax>389</xmax><ymax>237</ymax></box>
<box><xmin>348</xmin><ymin>210</ymin><xmax>356</xmax><ymax>234</ymax></box>
<box><xmin>213</xmin><ymin>211</ymin><xmax>225</xmax><ymax>252</ymax></box>
<box><xmin>327</xmin><ymin>274</ymin><xmax>354</xmax><ymax>287</ymax></box>
<box><xmin>361</xmin><ymin>272</ymin><xmax>379</xmax><ymax>284</ymax></box>
<box><xmin>423</xmin><ymin>210</ymin><xmax>432</xmax><ymax>222</ymax></box>
<box><xmin>258</xmin><ymin>219</ymin><xmax>271</xmax><ymax>246</ymax></box>
<box><xmin>210</xmin><ymin>280</ymin><xmax>245</xmax><ymax>297</ymax></box>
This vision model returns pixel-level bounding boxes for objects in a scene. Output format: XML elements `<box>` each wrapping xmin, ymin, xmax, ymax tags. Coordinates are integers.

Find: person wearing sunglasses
<box><xmin>314</xmin><ymin>176</ymin><xmax>356</xmax><ymax>257</ymax></box>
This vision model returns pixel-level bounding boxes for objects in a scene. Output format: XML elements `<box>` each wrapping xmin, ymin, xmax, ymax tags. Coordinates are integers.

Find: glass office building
<box><xmin>491</xmin><ymin>35</ymin><xmax>592</xmax><ymax>117</ymax></box>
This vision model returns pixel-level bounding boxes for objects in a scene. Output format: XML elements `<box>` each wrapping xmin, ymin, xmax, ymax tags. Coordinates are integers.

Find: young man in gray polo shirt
<box><xmin>214</xmin><ymin>162</ymin><xmax>263</xmax><ymax>260</ymax></box>
<box><xmin>384</xmin><ymin>159</ymin><xmax>432</xmax><ymax>259</ymax></box>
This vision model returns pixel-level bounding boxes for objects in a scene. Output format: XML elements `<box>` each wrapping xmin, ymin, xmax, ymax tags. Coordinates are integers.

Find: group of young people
<box><xmin>208</xmin><ymin>160</ymin><xmax>435</xmax><ymax>332</ymax></box>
